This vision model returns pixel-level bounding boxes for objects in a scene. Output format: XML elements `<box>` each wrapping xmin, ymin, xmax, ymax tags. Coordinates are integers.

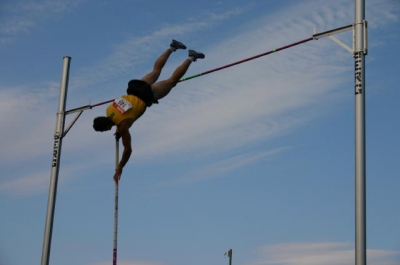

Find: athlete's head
<box><xmin>93</xmin><ymin>117</ymin><xmax>113</xmax><ymax>132</ymax></box>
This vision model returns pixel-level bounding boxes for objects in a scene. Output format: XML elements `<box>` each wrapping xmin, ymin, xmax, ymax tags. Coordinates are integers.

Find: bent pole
<box><xmin>113</xmin><ymin>138</ymin><xmax>120</xmax><ymax>265</ymax></box>
<box><xmin>41</xmin><ymin>56</ymin><xmax>71</xmax><ymax>265</ymax></box>
<box><xmin>179</xmin><ymin>37</ymin><xmax>314</xmax><ymax>82</ymax></box>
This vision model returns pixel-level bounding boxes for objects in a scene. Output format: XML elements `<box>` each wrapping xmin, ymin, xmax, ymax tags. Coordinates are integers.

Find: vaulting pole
<box><xmin>41</xmin><ymin>56</ymin><xmax>71</xmax><ymax>265</ymax></box>
<box><xmin>354</xmin><ymin>0</ymin><xmax>367</xmax><ymax>264</ymax></box>
<box><xmin>113</xmin><ymin>137</ymin><xmax>120</xmax><ymax>265</ymax></box>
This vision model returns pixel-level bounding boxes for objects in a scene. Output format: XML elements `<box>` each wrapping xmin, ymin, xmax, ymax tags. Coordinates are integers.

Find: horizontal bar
<box><xmin>65</xmin><ymin>99</ymin><xmax>115</xmax><ymax>115</ymax></box>
<box><xmin>64</xmin><ymin>105</ymin><xmax>91</xmax><ymax>115</ymax></box>
<box><xmin>313</xmin><ymin>24</ymin><xmax>354</xmax><ymax>40</ymax></box>
<box><xmin>91</xmin><ymin>99</ymin><xmax>114</xmax><ymax>108</ymax></box>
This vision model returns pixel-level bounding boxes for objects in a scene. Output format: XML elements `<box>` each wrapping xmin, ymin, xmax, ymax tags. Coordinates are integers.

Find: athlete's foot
<box><xmin>188</xmin><ymin>50</ymin><xmax>205</xmax><ymax>61</ymax></box>
<box><xmin>170</xmin><ymin>39</ymin><xmax>187</xmax><ymax>51</ymax></box>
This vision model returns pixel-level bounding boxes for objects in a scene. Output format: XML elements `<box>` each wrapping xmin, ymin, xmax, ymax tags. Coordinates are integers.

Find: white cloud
<box><xmin>249</xmin><ymin>242</ymin><xmax>400</xmax><ymax>265</ymax></box>
<box><xmin>0</xmin><ymin>140</ymin><xmax>116</xmax><ymax>196</ymax></box>
<box><xmin>0</xmin><ymin>170</ymin><xmax>49</xmax><ymax>196</ymax></box>
<box><xmin>157</xmin><ymin>147</ymin><xmax>292</xmax><ymax>187</ymax></box>
<box><xmin>0</xmin><ymin>0</ymin><xmax>86</xmax><ymax>42</ymax></box>
<box><xmin>367</xmin><ymin>0</ymin><xmax>399</xmax><ymax>29</ymax></box>
<box><xmin>0</xmin><ymin>83</ymin><xmax>59</xmax><ymax>161</ymax></box>
<box><xmin>68</xmin><ymin>6</ymin><xmax>248</xmax><ymax>92</ymax></box>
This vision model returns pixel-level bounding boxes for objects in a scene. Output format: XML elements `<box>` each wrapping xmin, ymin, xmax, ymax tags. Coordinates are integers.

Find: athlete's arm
<box><xmin>113</xmin><ymin>123</ymin><xmax>132</xmax><ymax>181</ymax></box>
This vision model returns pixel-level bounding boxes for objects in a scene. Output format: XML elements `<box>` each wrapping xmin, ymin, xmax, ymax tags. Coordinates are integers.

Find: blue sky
<box><xmin>1</xmin><ymin>0</ymin><xmax>399</xmax><ymax>265</ymax></box>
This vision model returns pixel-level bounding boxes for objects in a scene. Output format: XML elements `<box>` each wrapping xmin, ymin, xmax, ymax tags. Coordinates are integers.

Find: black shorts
<box><xmin>126</xmin><ymin>79</ymin><xmax>158</xmax><ymax>107</ymax></box>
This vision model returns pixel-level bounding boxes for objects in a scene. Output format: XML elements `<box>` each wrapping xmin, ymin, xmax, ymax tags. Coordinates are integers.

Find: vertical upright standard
<box><xmin>41</xmin><ymin>56</ymin><xmax>71</xmax><ymax>265</ymax></box>
<box><xmin>354</xmin><ymin>0</ymin><xmax>367</xmax><ymax>265</ymax></box>
<box><xmin>225</xmin><ymin>249</ymin><xmax>232</xmax><ymax>265</ymax></box>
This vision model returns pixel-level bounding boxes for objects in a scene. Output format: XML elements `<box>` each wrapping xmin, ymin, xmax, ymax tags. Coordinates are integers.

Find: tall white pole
<box><xmin>41</xmin><ymin>56</ymin><xmax>71</xmax><ymax>265</ymax></box>
<box><xmin>354</xmin><ymin>0</ymin><xmax>366</xmax><ymax>264</ymax></box>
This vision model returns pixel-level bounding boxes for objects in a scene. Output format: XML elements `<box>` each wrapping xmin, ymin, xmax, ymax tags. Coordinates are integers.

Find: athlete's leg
<box><xmin>151</xmin><ymin>50</ymin><xmax>205</xmax><ymax>101</ymax></box>
<box><xmin>151</xmin><ymin>59</ymin><xmax>192</xmax><ymax>100</ymax></box>
<box><xmin>141</xmin><ymin>49</ymin><xmax>172</xmax><ymax>85</ymax></box>
<box><xmin>141</xmin><ymin>40</ymin><xmax>186</xmax><ymax>85</ymax></box>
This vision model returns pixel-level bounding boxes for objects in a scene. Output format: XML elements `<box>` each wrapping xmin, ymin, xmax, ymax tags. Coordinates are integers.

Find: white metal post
<box><xmin>354</xmin><ymin>0</ymin><xmax>366</xmax><ymax>265</ymax></box>
<box><xmin>41</xmin><ymin>56</ymin><xmax>71</xmax><ymax>265</ymax></box>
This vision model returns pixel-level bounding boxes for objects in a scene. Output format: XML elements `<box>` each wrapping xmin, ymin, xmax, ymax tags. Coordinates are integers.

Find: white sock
<box><xmin>169</xmin><ymin>46</ymin><xmax>177</xmax><ymax>52</ymax></box>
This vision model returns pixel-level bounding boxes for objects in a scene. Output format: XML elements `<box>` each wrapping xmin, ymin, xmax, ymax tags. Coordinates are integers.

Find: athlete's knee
<box><xmin>152</xmin><ymin>69</ymin><xmax>161</xmax><ymax>77</ymax></box>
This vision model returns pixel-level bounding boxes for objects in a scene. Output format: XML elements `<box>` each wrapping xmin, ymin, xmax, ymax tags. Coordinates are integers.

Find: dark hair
<box><xmin>93</xmin><ymin>116</ymin><xmax>112</xmax><ymax>131</ymax></box>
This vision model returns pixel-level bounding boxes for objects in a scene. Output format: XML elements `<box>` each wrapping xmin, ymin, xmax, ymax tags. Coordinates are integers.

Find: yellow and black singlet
<box><xmin>106</xmin><ymin>95</ymin><xmax>147</xmax><ymax>125</ymax></box>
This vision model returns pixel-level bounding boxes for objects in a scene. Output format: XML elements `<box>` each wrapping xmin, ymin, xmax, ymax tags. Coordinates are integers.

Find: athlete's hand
<box><xmin>114</xmin><ymin>132</ymin><xmax>121</xmax><ymax>141</ymax></box>
<box><xmin>114</xmin><ymin>167</ymin><xmax>122</xmax><ymax>182</ymax></box>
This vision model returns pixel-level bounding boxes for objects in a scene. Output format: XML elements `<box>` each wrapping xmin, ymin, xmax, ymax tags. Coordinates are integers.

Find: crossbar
<box><xmin>179</xmin><ymin>37</ymin><xmax>314</xmax><ymax>82</ymax></box>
